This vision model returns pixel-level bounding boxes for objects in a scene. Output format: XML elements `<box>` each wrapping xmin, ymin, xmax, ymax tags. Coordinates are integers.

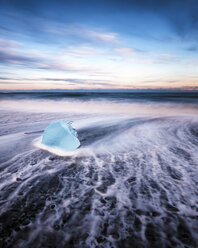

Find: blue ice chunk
<box><xmin>41</xmin><ymin>120</ymin><xmax>80</xmax><ymax>151</ymax></box>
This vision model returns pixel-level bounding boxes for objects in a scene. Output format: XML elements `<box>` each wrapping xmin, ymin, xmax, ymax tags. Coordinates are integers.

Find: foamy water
<box><xmin>0</xmin><ymin>93</ymin><xmax>198</xmax><ymax>248</ymax></box>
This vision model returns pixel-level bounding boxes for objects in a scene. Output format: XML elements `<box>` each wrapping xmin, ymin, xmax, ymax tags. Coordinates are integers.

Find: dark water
<box><xmin>0</xmin><ymin>92</ymin><xmax>198</xmax><ymax>248</ymax></box>
<box><xmin>1</xmin><ymin>91</ymin><xmax>198</xmax><ymax>103</ymax></box>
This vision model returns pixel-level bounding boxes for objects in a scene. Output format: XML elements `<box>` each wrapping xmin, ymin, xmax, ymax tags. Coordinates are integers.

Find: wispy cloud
<box><xmin>159</xmin><ymin>54</ymin><xmax>177</xmax><ymax>59</ymax></box>
<box><xmin>154</xmin><ymin>53</ymin><xmax>178</xmax><ymax>64</ymax></box>
<box><xmin>0</xmin><ymin>38</ymin><xmax>22</xmax><ymax>49</ymax></box>
<box><xmin>53</xmin><ymin>25</ymin><xmax>119</xmax><ymax>45</ymax></box>
<box><xmin>0</xmin><ymin>0</ymin><xmax>197</xmax><ymax>91</ymax></box>
<box><xmin>0</xmin><ymin>76</ymin><xmax>120</xmax><ymax>88</ymax></box>
<box><xmin>136</xmin><ymin>53</ymin><xmax>178</xmax><ymax>65</ymax></box>
<box><xmin>83</xmin><ymin>29</ymin><xmax>118</xmax><ymax>43</ymax></box>
<box><xmin>115</xmin><ymin>47</ymin><xmax>135</xmax><ymax>57</ymax></box>
<box><xmin>0</xmin><ymin>38</ymin><xmax>38</xmax><ymax>65</ymax></box>
<box><xmin>66</xmin><ymin>45</ymin><xmax>102</xmax><ymax>57</ymax></box>
<box><xmin>0</xmin><ymin>50</ymin><xmax>38</xmax><ymax>65</ymax></box>
<box><xmin>43</xmin><ymin>78</ymin><xmax>113</xmax><ymax>86</ymax></box>
<box><xmin>0</xmin><ymin>38</ymin><xmax>108</xmax><ymax>75</ymax></box>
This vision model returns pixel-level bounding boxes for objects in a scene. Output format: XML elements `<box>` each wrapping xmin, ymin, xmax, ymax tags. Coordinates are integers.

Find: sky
<box><xmin>0</xmin><ymin>0</ymin><xmax>198</xmax><ymax>90</ymax></box>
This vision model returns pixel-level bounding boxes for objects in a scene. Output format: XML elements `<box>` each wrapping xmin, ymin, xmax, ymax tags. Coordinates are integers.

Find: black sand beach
<box><xmin>0</xmin><ymin>92</ymin><xmax>198</xmax><ymax>248</ymax></box>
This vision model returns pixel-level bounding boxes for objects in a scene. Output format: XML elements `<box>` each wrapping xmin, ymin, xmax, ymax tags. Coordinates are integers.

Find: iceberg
<box><xmin>41</xmin><ymin>120</ymin><xmax>80</xmax><ymax>152</ymax></box>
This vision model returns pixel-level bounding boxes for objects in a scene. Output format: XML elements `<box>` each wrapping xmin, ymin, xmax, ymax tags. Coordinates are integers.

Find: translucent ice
<box><xmin>41</xmin><ymin>120</ymin><xmax>80</xmax><ymax>151</ymax></box>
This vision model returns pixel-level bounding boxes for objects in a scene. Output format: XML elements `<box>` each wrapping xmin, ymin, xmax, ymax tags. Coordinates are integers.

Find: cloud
<box><xmin>0</xmin><ymin>38</ymin><xmax>107</xmax><ymax>74</ymax></box>
<box><xmin>0</xmin><ymin>38</ymin><xmax>39</xmax><ymax>65</ymax></box>
<box><xmin>0</xmin><ymin>77</ymin><xmax>11</xmax><ymax>80</ymax></box>
<box><xmin>83</xmin><ymin>29</ymin><xmax>117</xmax><ymax>43</ymax></box>
<box><xmin>150</xmin><ymin>53</ymin><xmax>178</xmax><ymax>64</ymax></box>
<box><xmin>115</xmin><ymin>47</ymin><xmax>135</xmax><ymax>57</ymax></box>
<box><xmin>57</xmin><ymin>25</ymin><xmax>119</xmax><ymax>45</ymax></box>
<box><xmin>159</xmin><ymin>53</ymin><xmax>176</xmax><ymax>59</ymax></box>
<box><xmin>135</xmin><ymin>52</ymin><xmax>178</xmax><ymax>65</ymax></box>
<box><xmin>0</xmin><ymin>76</ymin><xmax>119</xmax><ymax>88</ymax></box>
<box><xmin>0</xmin><ymin>50</ymin><xmax>38</xmax><ymax>65</ymax></box>
<box><xmin>43</xmin><ymin>78</ymin><xmax>116</xmax><ymax>87</ymax></box>
<box><xmin>0</xmin><ymin>1</ymin><xmax>197</xmax><ymax>91</ymax></box>
<box><xmin>38</xmin><ymin>64</ymin><xmax>81</xmax><ymax>72</ymax></box>
<box><xmin>0</xmin><ymin>81</ymin><xmax>31</xmax><ymax>85</ymax></box>
<box><xmin>1</xmin><ymin>0</ymin><xmax>198</xmax><ymax>42</ymax></box>
<box><xmin>0</xmin><ymin>0</ymin><xmax>197</xmax><ymax>51</ymax></box>
<box><xmin>0</xmin><ymin>38</ymin><xmax>22</xmax><ymax>48</ymax></box>
<box><xmin>66</xmin><ymin>45</ymin><xmax>102</xmax><ymax>57</ymax></box>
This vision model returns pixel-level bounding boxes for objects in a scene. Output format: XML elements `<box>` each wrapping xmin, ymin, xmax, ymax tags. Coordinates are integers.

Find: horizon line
<box><xmin>0</xmin><ymin>88</ymin><xmax>198</xmax><ymax>93</ymax></box>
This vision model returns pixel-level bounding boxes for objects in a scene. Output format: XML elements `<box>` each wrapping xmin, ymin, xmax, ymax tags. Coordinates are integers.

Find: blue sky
<box><xmin>0</xmin><ymin>0</ymin><xmax>198</xmax><ymax>90</ymax></box>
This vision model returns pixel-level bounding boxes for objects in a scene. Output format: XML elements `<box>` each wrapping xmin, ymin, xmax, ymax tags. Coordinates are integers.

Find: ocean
<box><xmin>0</xmin><ymin>91</ymin><xmax>198</xmax><ymax>248</ymax></box>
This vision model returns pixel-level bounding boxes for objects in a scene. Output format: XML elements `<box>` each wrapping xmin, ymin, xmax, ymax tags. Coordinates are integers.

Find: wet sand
<box><xmin>0</xmin><ymin>95</ymin><xmax>198</xmax><ymax>248</ymax></box>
